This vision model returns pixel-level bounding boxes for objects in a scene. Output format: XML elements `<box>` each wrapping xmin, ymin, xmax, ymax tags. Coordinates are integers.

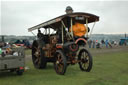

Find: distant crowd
<box><xmin>87</xmin><ymin>39</ymin><xmax>124</xmax><ymax>49</ymax></box>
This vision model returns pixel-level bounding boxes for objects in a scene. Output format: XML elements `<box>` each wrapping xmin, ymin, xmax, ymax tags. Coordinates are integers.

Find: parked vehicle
<box><xmin>119</xmin><ymin>38</ymin><xmax>128</xmax><ymax>46</ymax></box>
<box><xmin>0</xmin><ymin>47</ymin><xmax>25</xmax><ymax>75</ymax></box>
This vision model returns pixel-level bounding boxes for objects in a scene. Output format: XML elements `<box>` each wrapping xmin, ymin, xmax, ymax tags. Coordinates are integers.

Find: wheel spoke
<box><xmin>56</xmin><ymin>62</ymin><xmax>63</xmax><ymax>71</ymax></box>
<box><xmin>34</xmin><ymin>47</ymin><xmax>38</xmax><ymax>50</ymax></box>
<box><xmin>57</xmin><ymin>54</ymin><xmax>63</xmax><ymax>63</ymax></box>
<box><xmin>82</xmin><ymin>63</ymin><xmax>88</xmax><ymax>69</ymax></box>
<box><xmin>59</xmin><ymin>58</ymin><xmax>62</xmax><ymax>62</ymax></box>
<box><xmin>38</xmin><ymin>58</ymin><xmax>41</xmax><ymax>65</ymax></box>
<box><xmin>34</xmin><ymin>52</ymin><xmax>39</xmax><ymax>57</ymax></box>
<box><xmin>34</xmin><ymin>58</ymin><xmax>39</xmax><ymax>64</ymax></box>
<box><xmin>85</xmin><ymin>63</ymin><xmax>89</xmax><ymax>69</ymax></box>
<box><xmin>58</xmin><ymin>64</ymin><xmax>63</xmax><ymax>72</ymax></box>
<box><xmin>83</xmin><ymin>63</ymin><xmax>86</xmax><ymax>68</ymax></box>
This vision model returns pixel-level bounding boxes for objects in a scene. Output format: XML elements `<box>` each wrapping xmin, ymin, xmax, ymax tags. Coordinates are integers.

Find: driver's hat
<box><xmin>65</xmin><ymin>6</ymin><xmax>73</xmax><ymax>12</ymax></box>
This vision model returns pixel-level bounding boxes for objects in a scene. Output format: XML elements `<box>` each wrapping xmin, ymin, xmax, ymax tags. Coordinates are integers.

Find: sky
<box><xmin>1</xmin><ymin>0</ymin><xmax>128</xmax><ymax>36</ymax></box>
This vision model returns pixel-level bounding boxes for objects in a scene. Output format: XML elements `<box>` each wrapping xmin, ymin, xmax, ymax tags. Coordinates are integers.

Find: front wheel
<box><xmin>78</xmin><ymin>49</ymin><xmax>93</xmax><ymax>72</ymax></box>
<box><xmin>54</xmin><ymin>50</ymin><xmax>67</xmax><ymax>75</ymax></box>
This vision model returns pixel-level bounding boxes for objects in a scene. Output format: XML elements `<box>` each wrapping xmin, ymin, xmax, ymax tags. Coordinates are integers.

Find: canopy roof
<box><xmin>28</xmin><ymin>12</ymin><xmax>99</xmax><ymax>32</ymax></box>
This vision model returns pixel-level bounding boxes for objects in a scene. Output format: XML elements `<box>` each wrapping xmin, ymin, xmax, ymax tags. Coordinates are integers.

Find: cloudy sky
<box><xmin>1</xmin><ymin>0</ymin><xmax>128</xmax><ymax>36</ymax></box>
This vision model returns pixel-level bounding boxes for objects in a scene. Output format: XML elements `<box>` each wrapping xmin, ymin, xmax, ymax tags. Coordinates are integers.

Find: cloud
<box><xmin>1</xmin><ymin>1</ymin><xmax>128</xmax><ymax>35</ymax></box>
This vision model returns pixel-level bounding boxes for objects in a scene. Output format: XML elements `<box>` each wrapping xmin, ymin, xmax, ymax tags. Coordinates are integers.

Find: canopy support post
<box><xmin>61</xmin><ymin>21</ymin><xmax>66</xmax><ymax>29</ymax></box>
<box><xmin>89</xmin><ymin>21</ymin><xmax>96</xmax><ymax>38</ymax></box>
<box><xmin>48</xmin><ymin>28</ymin><xmax>50</xmax><ymax>37</ymax></box>
<box><xmin>86</xmin><ymin>18</ymin><xmax>88</xmax><ymax>38</ymax></box>
<box><xmin>61</xmin><ymin>20</ymin><xmax>72</xmax><ymax>39</ymax></box>
<box><xmin>62</xmin><ymin>25</ymin><xmax>64</xmax><ymax>44</ymax></box>
<box><xmin>31</xmin><ymin>31</ymin><xmax>36</xmax><ymax>37</ymax></box>
<box><xmin>71</xmin><ymin>18</ymin><xmax>73</xmax><ymax>38</ymax></box>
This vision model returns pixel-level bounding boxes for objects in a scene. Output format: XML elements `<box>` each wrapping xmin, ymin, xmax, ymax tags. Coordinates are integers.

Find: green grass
<box><xmin>25</xmin><ymin>49</ymin><xmax>31</xmax><ymax>55</ymax></box>
<box><xmin>0</xmin><ymin>49</ymin><xmax>128</xmax><ymax>85</ymax></box>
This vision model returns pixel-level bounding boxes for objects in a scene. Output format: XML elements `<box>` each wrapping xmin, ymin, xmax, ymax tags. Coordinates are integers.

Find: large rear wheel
<box><xmin>78</xmin><ymin>49</ymin><xmax>92</xmax><ymax>72</ymax></box>
<box><xmin>54</xmin><ymin>50</ymin><xmax>67</xmax><ymax>75</ymax></box>
<box><xmin>32</xmin><ymin>40</ymin><xmax>47</xmax><ymax>69</ymax></box>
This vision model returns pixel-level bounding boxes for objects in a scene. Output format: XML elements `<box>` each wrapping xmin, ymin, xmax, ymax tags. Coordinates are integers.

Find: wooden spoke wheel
<box><xmin>32</xmin><ymin>40</ymin><xmax>47</xmax><ymax>69</ymax></box>
<box><xmin>54</xmin><ymin>50</ymin><xmax>67</xmax><ymax>75</ymax></box>
<box><xmin>78</xmin><ymin>49</ymin><xmax>92</xmax><ymax>72</ymax></box>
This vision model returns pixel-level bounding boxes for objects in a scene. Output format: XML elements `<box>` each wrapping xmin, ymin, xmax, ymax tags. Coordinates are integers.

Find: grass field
<box><xmin>0</xmin><ymin>46</ymin><xmax>128</xmax><ymax>85</ymax></box>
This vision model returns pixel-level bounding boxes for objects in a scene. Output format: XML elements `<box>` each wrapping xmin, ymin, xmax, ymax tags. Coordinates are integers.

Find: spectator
<box><xmin>101</xmin><ymin>39</ymin><xmax>105</xmax><ymax>47</ymax></box>
<box><xmin>108</xmin><ymin>42</ymin><xmax>112</xmax><ymax>48</ymax></box>
<box><xmin>88</xmin><ymin>40</ymin><xmax>92</xmax><ymax>48</ymax></box>
<box><xmin>96</xmin><ymin>42</ymin><xmax>101</xmax><ymax>49</ymax></box>
<box><xmin>105</xmin><ymin>39</ymin><xmax>108</xmax><ymax>48</ymax></box>
<box><xmin>92</xmin><ymin>40</ymin><xmax>95</xmax><ymax>48</ymax></box>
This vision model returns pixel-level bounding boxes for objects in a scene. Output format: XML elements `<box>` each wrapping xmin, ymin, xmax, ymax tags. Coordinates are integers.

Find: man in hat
<box><xmin>65</xmin><ymin>6</ymin><xmax>73</xmax><ymax>14</ymax></box>
<box><xmin>65</xmin><ymin>6</ymin><xmax>74</xmax><ymax>32</ymax></box>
